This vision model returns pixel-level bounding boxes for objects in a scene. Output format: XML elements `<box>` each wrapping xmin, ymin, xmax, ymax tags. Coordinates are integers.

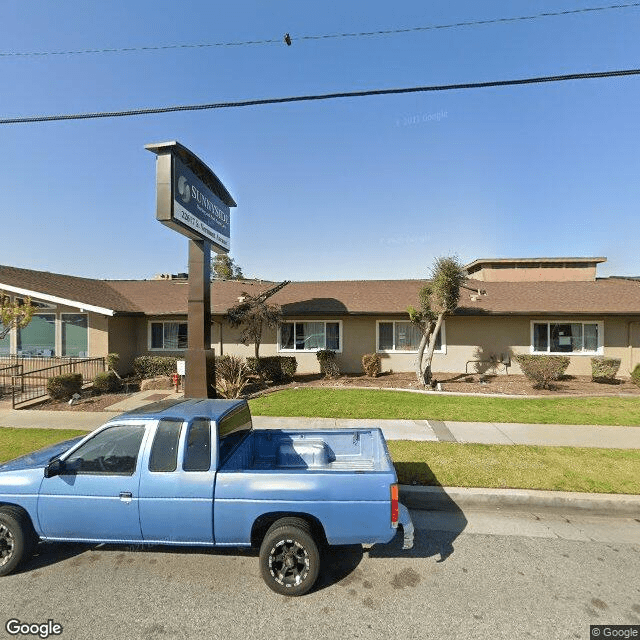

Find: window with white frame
<box><xmin>531</xmin><ymin>321</ymin><xmax>602</xmax><ymax>355</ymax></box>
<box><xmin>279</xmin><ymin>321</ymin><xmax>341</xmax><ymax>352</ymax></box>
<box><xmin>377</xmin><ymin>321</ymin><xmax>444</xmax><ymax>353</ymax></box>
<box><xmin>150</xmin><ymin>321</ymin><xmax>188</xmax><ymax>350</ymax></box>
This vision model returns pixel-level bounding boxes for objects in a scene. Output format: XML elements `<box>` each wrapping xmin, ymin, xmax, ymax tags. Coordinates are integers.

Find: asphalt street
<box><xmin>2</xmin><ymin>507</ymin><xmax>639</xmax><ymax>640</ymax></box>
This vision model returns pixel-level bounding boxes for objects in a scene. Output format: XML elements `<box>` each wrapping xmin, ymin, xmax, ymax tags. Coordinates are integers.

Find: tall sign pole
<box><xmin>146</xmin><ymin>141</ymin><xmax>237</xmax><ymax>398</ymax></box>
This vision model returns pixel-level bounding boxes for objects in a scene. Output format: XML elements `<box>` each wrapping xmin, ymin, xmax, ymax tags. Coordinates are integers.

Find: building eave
<box><xmin>0</xmin><ymin>283</ymin><xmax>116</xmax><ymax>316</ymax></box>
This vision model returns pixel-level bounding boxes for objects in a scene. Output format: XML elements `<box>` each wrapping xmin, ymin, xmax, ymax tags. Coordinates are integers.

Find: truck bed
<box><xmin>221</xmin><ymin>428</ymin><xmax>393</xmax><ymax>473</ymax></box>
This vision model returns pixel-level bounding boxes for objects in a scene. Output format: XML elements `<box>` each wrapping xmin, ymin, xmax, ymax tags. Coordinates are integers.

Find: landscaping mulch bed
<box><xmin>29</xmin><ymin>371</ymin><xmax>640</xmax><ymax>412</ymax></box>
<box><xmin>33</xmin><ymin>391</ymin><xmax>135</xmax><ymax>412</ymax></box>
<box><xmin>248</xmin><ymin>372</ymin><xmax>640</xmax><ymax>398</ymax></box>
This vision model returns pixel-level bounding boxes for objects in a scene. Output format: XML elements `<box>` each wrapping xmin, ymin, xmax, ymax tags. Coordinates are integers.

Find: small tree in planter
<box><xmin>408</xmin><ymin>256</ymin><xmax>467</xmax><ymax>386</ymax></box>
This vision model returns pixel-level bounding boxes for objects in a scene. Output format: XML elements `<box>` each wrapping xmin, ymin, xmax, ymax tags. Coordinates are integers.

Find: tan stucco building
<box><xmin>1</xmin><ymin>257</ymin><xmax>639</xmax><ymax>377</ymax></box>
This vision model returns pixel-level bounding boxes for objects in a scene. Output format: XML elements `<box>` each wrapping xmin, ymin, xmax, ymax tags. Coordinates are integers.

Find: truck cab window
<box><xmin>149</xmin><ymin>419</ymin><xmax>183</xmax><ymax>472</ymax></box>
<box><xmin>64</xmin><ymin>425</ymin><xmax>145</xmax><ymax>475</ymax></box>
<box><xmin>183</xmin><ymin>418</ymin><xmax>211</xmax><ymax>472</ymax></box>
<box><xmin>218</xmin><ymin>406</ymin><xmax>252</xmax><ymax>464</ymax></box>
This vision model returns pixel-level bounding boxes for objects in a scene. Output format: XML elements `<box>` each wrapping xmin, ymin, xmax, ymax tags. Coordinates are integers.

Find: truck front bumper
<box><xmin>397</xmin><ymin>503</ymin><xmax>414</xmax><ymax>550</ymax></box>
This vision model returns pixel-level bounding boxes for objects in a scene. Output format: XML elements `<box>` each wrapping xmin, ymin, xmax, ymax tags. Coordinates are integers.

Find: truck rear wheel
<box><xmin>259</xmin><ymin>519</ymin><xmax>320</xmax><ymax>596</ymax></box>
<box><xmin>0</xmin><ymin>509</ymin><xmax>29</xmax><ymax>577</ymax></box>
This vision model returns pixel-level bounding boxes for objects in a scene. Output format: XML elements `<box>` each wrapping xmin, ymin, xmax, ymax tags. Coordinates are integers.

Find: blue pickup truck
<box><xmin>0</xmin><ymin>399</ymin><xmax>413</xmax><ymax>595</ymax></box>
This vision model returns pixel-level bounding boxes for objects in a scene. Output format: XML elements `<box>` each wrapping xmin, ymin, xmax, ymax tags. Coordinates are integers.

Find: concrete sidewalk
<box><xmin>0</xmin><ymin>390</ymin><xmax>639</xmax><ymax>449</ymax></box>
<box><xmin>1</xmin><ymin>392</ymin><xmax>639</xmax><ymax>516</ymax></box>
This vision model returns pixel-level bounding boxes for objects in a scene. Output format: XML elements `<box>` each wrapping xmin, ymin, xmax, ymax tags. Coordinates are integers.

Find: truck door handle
<box><xmin>119</xmin><ymin>491</ymin><xmax>133</xmax><ymax>503</ymax></box>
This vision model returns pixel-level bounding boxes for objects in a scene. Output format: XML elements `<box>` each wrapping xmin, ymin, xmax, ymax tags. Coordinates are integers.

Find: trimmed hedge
<box><xmin>632</xmin><ymin>364</ymin><xmax>640</xmax><ymax>388</ymax></box>
<box><xmin>93</xmin><ymin>371</ymin><xmax>122</xmax><ymax>393</ymax></box>
<box><xmin>106</xmin><ymin>353</ymin><xmax>120</xmax><ymax>374</ymax></box>
<box><xmin>246</xmin><ymin>356</ymin><xmax>297</xmax><ymax>383</ymax></box>
<box><xmin>513</xmin><ymin>354</ymin><xmax>570</xmax><ymax>390</ymax></box>
<box><xmin>362</xmin><ymin>353</ymin><xmax>381</xmax><ymax>378</ymax></box>
<box><xmin>316</xmin><ymin>350</ymin><xmax>340</xmax><ymax>379</ymax></box>
<box><xmin>47</xmin><ymin>373</ymin><xmax>83</xmax><ymax>400</ymax></box>
<box><xmin>133</xmin><ymin>356</ymin><xmax>179</xmax><ymax>379</ymax></box>
<box><xmin>591</xmin><ymin>357</ymin><xmax>621</xmax><ymax>383</ymax></box>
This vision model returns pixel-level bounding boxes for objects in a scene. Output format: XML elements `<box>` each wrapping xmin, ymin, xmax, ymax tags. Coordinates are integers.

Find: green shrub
<box><xmin>631</xmin><ymin>364</ymin><xmax>640</xmax><ymax>388</ymax></box>
<box><xmin>215</xmin><ymin>355</ymin><xmax>251</xmax><ymax>399</ymax></box>
<box><xmin>93</xmin><ymin>371</ymin><xmax>122</xmax><ymax>393</ymax></box>
<box><xmin>133</xmin><ymin>356</ymin><xmax>179</xmax><ymax>379</ymax></box>
<box><xmin>362</xmin><ymin>353</ymin><xmax>381</xmax><ymax>378</ymax></box>
<box><xmin>591</xmin><ymin>357</ymin><xmax>621</xmax><ymax>383</ymax></box>
<box><xmin>316</xmin><ymin>350</ymin><xmax>340</xmax><ymax>379</ymax></box>
<box><xmin>513</xmin><ymin>354</ymin><xmax>570</xmax><ymax>390</ymax></box>
<box><xmin>246</xmin><ymin>356</ymin><xmax>297</xmax><ymax>383</ymax></box>
<box><xmin>47</xmin><ymin>373</ymin><xmax>83</xmax><ymax>400</ymax></box>
<box><xmin>106</xmin><ymin>353</ymin><xmax>120</xmax><ymax>374</ymax></box>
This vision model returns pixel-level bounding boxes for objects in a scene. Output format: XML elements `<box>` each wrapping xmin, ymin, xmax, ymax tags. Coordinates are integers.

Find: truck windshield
<box><xmin>218</xmin><ymin>405</ymin><xmax>252</xmax><ymax>463</ymax></box>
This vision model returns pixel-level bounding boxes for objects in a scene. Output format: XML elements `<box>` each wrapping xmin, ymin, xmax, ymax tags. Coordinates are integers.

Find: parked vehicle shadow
<box><xmin>16</xmin><ymin>541</ymin><xmax>94</xmax><ymax>574</ymax></box>
<box><xmin>369</xmin><ymin>462</ymin><xmax>468</xmax><ymax>563</ymax></box>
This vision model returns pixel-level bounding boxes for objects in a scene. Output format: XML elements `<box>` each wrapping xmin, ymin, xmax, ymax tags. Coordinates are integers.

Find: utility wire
<box><xmin>1</xmin><ymin>67</ymin><xmax>638</xmax><ymax>125</ymax></box>
<box><xmin>1</xmin><ymin>3</ymin><xmax>639</xmax><ymax>57</ymax></box>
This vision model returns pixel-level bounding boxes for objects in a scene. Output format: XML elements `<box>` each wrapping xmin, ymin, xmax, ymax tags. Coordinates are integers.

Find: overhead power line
<box><xmin>1</xmin><ymin>67</ymin><xmax>638</xmax><ymax>126</ymax></box>
<box><xmin>1</xmin><ymin>3</ymin><xmax>639</xmax><ymax>57</ymax></box>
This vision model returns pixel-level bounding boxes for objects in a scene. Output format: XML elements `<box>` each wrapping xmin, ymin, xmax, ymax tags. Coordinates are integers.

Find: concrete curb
<box><xmin>399</xmin><ymin>485</ymin><xmax>640</xmax><ymax>516</ymax></box>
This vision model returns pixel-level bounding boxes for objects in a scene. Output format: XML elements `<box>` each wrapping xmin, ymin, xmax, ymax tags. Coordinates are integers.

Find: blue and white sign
<box><xmin>172</xmin><ymin>156</ymin><xmax>231</xmax><ymax>252</ymax></box>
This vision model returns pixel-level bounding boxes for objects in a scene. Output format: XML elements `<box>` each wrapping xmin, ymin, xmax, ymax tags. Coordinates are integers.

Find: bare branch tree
<box><xmin>225</xmin><ymin>281</ymin><xmax>290</xmax><ymax>359</ymax></box>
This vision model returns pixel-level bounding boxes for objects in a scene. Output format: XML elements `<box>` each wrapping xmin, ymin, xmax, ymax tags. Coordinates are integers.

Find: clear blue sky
<box><xmin>2</xmin><ymin>0</ymin><xmax>639</xmax><ymax>281</ymax></box>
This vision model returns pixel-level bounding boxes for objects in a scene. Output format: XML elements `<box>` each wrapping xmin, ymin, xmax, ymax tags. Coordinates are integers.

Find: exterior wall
<box><xmin>88</xmin><ymin>312</ymin><xmax>109</xmax><ymax>360</ymax></box>
<box><xmin>108</xmin><ymin>313</ymin><xmax>640</xmax><ymax>378</ymax></box>
<box><xmin>602</xmin><ymin>317</ymin><xmax>640</xmax><ymax>376</ymax></box>
<box><xmin>469</xmin><ymin>265</ymin><xmax>596</xmax><ymax>282</ymax></box>
<box><xmin>107</xmin><ymin>316</ymin><xmax>142</xmax><ymax>374</ymax></box>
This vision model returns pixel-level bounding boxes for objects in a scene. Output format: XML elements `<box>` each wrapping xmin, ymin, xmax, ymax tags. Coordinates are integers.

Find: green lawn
<box><xmin>389</xmin><ymin>441</ymin><xmax>640</xmax><ymax>494</ymax></box>
<box><xmin>250</xmin><ymin>388</ymin><xmax>640</xmax><ymax>426</ymax></box>
<box><xmin>0</xmin><ymin>427</ymin><xmax>89</xmax><ymax>464</ymax></box>
<box><xmin>1</xmin><ymin>427</ymin><xmax>637</xmax><ymax>494</ymax></box>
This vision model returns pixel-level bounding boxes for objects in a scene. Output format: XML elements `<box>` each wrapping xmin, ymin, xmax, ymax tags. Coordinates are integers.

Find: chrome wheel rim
<box><xmin>268</xmin><ymin>539</ymin><xmax>310</xmax><ymax>588</ymax></box>
<box><xmin>0</xmin><ymin>524</ymin><xmax>15</xmax><ymax>567</ymax></box>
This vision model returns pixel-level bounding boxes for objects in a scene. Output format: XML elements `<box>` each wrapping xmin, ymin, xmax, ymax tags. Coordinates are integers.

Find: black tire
<box><xmin>259</xmin><ymin>519</ymin><xmax>320</xmax><ymax>596</ymax></box>
<box><xmin>0</xmin><ymin>509</ymin><xmax>29</xmax><ymax>577</ymax></box>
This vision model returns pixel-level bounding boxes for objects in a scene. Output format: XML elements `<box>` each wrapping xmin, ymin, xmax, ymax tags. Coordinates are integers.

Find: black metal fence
<box><xmin>0</xmin><ymin>363</ymin><xmax>22</xmax><ymax>397</ymax></box>
<box><xmin>4</xmin><ymin>357</ymin><xmax>106</xmax><ymax>408</ymax></box>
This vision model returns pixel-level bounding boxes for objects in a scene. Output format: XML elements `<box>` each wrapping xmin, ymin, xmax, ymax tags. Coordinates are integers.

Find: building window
<box><xmin>62</xmin><ymin>314</ymin><xmax>88</xmax><ymax>357</ymax></box>
<box><xmin>279</xmin><ymin>321</ymin><xmax>341</xmax><ymax>352</ymax></box>
<box><xmin>377</xmin><ymin>321</ymin><xmax>444</xmax><ymax>353</ymax></box>
<box><xmin>531</xmin><ymin>321</ymin><xmax>602</xmax><ymax>355</ymax></box>
<box><xmin>0</xmin><ymin>323</ymin><xmax>9</xmax><ymax>355</ymax></box>
<box><xmin>17</xmin><ymin>314</ymin><xmax>56</xmax><ymax>356</ymax></box>
<box><xmin>150</xmin><ymin>321</ymin><xmax>188</xmax><ymax>350</ymax></box>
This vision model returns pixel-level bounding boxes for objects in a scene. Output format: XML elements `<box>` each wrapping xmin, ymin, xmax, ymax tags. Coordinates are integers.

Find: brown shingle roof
<box><xmin>0</xmin><ymin>265</ymin><xmax>139</xmax><ymax>313</ymax></box>
<box><xmin>1</xmin><ymin>265</ymin><xmax>639</xmax><ymax>317</ymax></box>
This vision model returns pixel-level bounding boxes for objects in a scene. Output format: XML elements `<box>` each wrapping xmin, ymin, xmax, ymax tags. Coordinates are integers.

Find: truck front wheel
<box><xmin>259</xmin><ymin>520</ymin><xmax>320</xmax><ymax>596</ymax></box>
<box><xmin>0</xmin><ymin>509</ymin><xmax>30</xmax><ymax>577</ymax></box>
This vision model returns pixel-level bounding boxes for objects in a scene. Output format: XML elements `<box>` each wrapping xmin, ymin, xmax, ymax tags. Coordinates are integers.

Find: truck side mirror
<box><xmin>44</xmin><ymin>459</ymin><xmax>65</xmax><ymax>478</ymax></box>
